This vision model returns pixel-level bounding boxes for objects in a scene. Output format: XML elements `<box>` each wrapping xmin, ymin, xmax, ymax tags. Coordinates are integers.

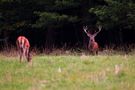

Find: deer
<box><xmin>16</xmin><ymin>36</ymin><xmax>32</xmax><ymax>63</ymax></box>
<box><xmin>83</xmin><ymin>25</ymin><xmax>102</xmax><ymax>55</ymax></box>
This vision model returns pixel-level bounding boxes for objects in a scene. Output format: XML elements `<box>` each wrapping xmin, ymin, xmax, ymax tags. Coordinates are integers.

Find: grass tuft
<box><xmin>0</xmin><ymin>53</ymin><xmax>135</xmax><ymax>90</ymax></box>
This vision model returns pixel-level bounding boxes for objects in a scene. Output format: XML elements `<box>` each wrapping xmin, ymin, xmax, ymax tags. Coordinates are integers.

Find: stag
<box><xmin>16</xmin><ymin>36</ymin><xmax>32</xmax><ymax>62</ymax></box>
<box><xmin>83</xmin><ymin>25</ymin><xmax>102</xmax><ymax>54</ymax></box>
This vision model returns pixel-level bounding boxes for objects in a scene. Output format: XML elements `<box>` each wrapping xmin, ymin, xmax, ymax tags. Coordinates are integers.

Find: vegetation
<box><xmin>0</xmin><ymin>54</ymin><xmax>135</xmax><ymax>90</ymax></box>
<box><xmin>0</xmin><ymin>0</ymin><xmax>135</xmax><ymax>49</ymax></box>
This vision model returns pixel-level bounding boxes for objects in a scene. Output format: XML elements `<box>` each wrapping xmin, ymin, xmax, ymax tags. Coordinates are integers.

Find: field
<box><xmin>0</xmin><ymin>52</ymin><xmax>135</xmax><ymax>90</ymax></box>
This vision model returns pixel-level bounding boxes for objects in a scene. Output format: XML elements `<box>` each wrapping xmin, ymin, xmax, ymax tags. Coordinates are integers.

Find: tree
<box><xmin>0</xmin><ymin>0</ymin><xmax>38</xmax><ymax>33</ymax></box>
<box><xmin>89</xmin><ymin>0</ymin><xmax>135</xmax><ymax>44</ymax></box>
<box><xmin>1</xmin><ymin>0</ymin><xmax>134</xmax><ymax>50</ymax></box>
<box><xmin>33</xmin><ymin>0</ymin><xmax>100</xmax><ymax>49</ymax></box>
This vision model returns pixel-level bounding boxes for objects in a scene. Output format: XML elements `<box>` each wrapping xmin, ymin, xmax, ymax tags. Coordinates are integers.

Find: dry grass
<box><xmin>1</xmin><ymin>43</ymin><xmax>135</xmax><ymax>56</ymax></box>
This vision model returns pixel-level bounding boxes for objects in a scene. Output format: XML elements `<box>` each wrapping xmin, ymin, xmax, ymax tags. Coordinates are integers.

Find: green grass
<box><xmin>0</xmin><ymin>54</ymin><xmax>135</xmax><ymax>90</ymax></box>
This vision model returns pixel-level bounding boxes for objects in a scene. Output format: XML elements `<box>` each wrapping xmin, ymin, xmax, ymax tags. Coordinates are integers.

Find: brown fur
<box><xmin>16</xmin><ymin>36</ymin><xmax>31</xmax><ymax>62</ymax></box>
<box><xmin>83</xmin><ymin>26</ymin><xmax>102</xmax><ymax>55</ymax></box>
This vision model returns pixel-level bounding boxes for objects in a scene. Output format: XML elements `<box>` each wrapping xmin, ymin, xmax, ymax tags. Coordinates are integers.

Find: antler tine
<box><xmin>83</xmin><ymin>26</ymin><xmax>88</xmax><ymax>30</ymax></box>
<box><xmin>83</xmin><ymin>26</ymin><xmax>88</xmax><ymax>33</ymax></box>
<box><xmin>98</xmin><ymin>25</ymin><xmax>102</xmax><ymax>32</ymax></box>
<box><xmin>93</xmin><ymin>25</ymin><xmax>102</xmax><ymax>37</ymax></box>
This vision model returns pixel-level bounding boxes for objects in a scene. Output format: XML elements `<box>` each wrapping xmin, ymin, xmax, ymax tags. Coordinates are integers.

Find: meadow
<box><xmin>0</xmin><ymin>51</ymin><xmax>135</xmax><ymax>90</ymax></box>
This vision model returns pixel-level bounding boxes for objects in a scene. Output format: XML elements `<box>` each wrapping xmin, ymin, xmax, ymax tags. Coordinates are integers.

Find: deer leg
<box><xmin>20</xmin><ymin>54</ymin><xmax>22</xmax><ymax>63</ymax></box>
<box><xmin>17</xmin><ymin>47</ymin><xmax>22</xmax><ymax>62</ymax></box>
<box><xmin>20</xmin><ymin>48</ymin><xmax>23</xmax><ymax>62</ymax></box>
<box><xmin>24</xmin><ymin>48</ymin><xmax>28</xmax><ymax>62</ymax></box>
<box><xmin>89</xmin><ymin>45</ymin><xmax>94</xmax><ymax>55</ymax></box>
<box><xmin>25</xmin><ymin>48</ymin><xmax>29</xmax><ymax>62</ymax></box>
<box><xmin>96</xmin><ymin>50</ymin><xmax>98</xmax><ymax>55</ymax></box>
<box><xmin>91</xmin><ymin>47</ymin><xmax>96</xmax><ymax>55</ymax></box>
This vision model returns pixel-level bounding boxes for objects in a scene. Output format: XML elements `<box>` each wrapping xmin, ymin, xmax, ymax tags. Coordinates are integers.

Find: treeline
<box><xmin>0</xmin><ymin>0</ymin><xmax>135</xmax><ymax>51</ymax></box>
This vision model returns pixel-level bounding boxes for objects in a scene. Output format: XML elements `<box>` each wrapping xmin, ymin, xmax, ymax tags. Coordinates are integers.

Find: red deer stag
<box><xmin>16</xmin><ymin>36</ymin><xmax>32</xmax><ymax>62</ymax></box>
<box><xmin>83</xmin><ymin>26</ymin><xmax>102</xmax><ymax>54</ymax></box>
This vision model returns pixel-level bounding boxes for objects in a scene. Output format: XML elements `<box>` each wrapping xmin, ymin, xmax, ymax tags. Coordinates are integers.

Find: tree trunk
<box><xmin>119</xmin><ymin>29</ymin><xmax>123</xmax><ymax>45</ymax></box>
<box><xmin>45</xmin><ymin>27</ymin><xmax>54</xmax><ymax>53</ymax></box>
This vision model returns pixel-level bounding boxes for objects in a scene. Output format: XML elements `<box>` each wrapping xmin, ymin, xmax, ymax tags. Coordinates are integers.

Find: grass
<box><xmin>0</xmin><ymin>53</ymin><xmax>135</xmax><ymax>90</ymax></box>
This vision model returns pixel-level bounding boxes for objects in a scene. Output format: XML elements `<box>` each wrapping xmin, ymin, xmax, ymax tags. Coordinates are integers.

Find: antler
<box><xmin>83</xmin><ymin>26</ymin><xmax>88</xmax><ymax>33</ymax></box>
<box><xmin>93</xmin><ymin>25</ymin><xmax>102</xmax><ymax>37</ymax></box>
<box><xmin>83</xmin><ymin>26</ymin><xmax>93</xmax><ymax>37</ymax></box>
<box><xmin>98</xmin><ymin>25</ymin><xmax>102</xmax><ymax>32</ymax></box>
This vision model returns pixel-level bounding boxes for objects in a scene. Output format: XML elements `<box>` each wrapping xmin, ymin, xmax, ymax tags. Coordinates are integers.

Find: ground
<box><xmin>0</xmin><ymin>52</ymin><xmax>135</xmax><ymax>90</ymax></box>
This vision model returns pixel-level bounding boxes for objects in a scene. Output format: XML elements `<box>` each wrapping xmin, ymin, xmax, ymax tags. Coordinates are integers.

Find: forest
<box><xmin>0</xmin><ymin>0</ymin><xmax>135</xmax><ymax>52</ymax></box>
